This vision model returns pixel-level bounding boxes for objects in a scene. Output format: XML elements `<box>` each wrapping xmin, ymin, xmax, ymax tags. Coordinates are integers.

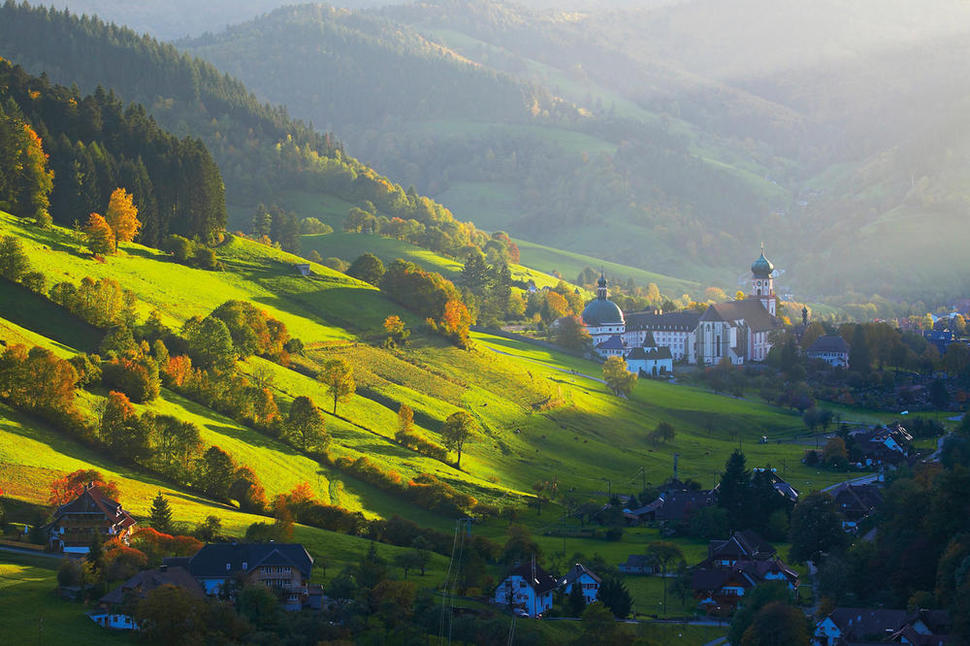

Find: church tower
<box><xmin>750</xmin><ymin>246</ymin><xmax>776</xmax><ymax>316</ymax></box>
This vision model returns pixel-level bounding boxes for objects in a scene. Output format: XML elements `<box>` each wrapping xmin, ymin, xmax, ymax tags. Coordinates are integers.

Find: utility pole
<box><xmin>600</xmin><ymin>477</ymin><xmax>612</xmax><ymax>500</ymax></box>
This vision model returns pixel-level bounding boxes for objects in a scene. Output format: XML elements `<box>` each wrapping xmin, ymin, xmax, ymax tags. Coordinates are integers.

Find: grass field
<box><xmin>0</xmin><ymin>208</ymin><xmax>901</xmax><ymax>640</ymax></box>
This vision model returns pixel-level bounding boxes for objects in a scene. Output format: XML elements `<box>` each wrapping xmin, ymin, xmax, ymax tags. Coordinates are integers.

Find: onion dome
<box><xmin>751</xmin><ymin>251</ymin><xmax>774</xmax><ymax>277</ymax></box>
<box><xmin>582</xmin><ymin>274</ymin><xmax>625</xmax><ymax>326</ymax></box>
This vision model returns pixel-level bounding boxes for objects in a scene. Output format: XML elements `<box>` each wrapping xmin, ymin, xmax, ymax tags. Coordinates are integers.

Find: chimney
<box><xmin>673</xmin><ymin>453</ymin><xmax>679</xmax><ymax>481</ymax></box>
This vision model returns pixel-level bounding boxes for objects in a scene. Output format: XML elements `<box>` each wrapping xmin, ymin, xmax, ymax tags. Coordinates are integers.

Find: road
<box><xmin>821</xmin><ymin>473</ymin><xmax>882</xmax><ymax>492</ymax></box>
<box><xmin>0</xmin><ymin>544</ymin><xmax>66</xmax><ymax>560</ymax></box>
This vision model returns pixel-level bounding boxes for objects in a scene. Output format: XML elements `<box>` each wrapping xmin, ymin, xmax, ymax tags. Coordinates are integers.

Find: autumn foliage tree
<box><xmin>602</xmin><ymin>356</ymin><xmax>637</xmax><ymax>397</ymax></box>
<box><xmin>85</xmin><ymin>212</ymin><xmax>115</xmax><ymax>256</ymax></box>
<box><xmin>442</xmin><ymin>411</ymin><xmax>477</xmax><ymax>470</ymax></box>
<box><xmin>318</xmin><ymin>359</ymin><xmax>355</xmax><ymax>414</ymax></box>
<box><xmin>48</xmin><ymin>469</ymin><xmax>120</xmax><ymax>506</ymax></box>
<box><xmin>104</xmin><ymin>187</ymin><xmax>141</xmax><ymax>250</ymax></box>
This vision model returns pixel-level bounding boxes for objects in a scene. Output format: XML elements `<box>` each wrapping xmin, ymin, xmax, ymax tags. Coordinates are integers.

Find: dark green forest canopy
<box><xmin>0</xmin><ymin>58</ymin><xmax>225</xmax><ymax>243</ymax></box>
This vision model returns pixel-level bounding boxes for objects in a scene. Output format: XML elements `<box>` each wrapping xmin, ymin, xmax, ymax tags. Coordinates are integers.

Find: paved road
<box><xmin>702</xmin><ymin>638</ymin><xmax>728</xmax><ymax>646</ymax></box>
<box><xmin>821</xmin><ymin>472</ymin><xmax>882</xmax><ymax>492</ymax></box>
<box><xmin>0</xmin><ymin>544</ymin><xmax>65</xmax><ymax>560</ymax></box>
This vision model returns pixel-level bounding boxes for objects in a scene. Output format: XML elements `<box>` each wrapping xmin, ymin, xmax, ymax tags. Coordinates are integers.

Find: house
<box><xmin>691</xmin><ymin>530</ymin><xmax>798</xmax><ymax>614</ymax></box>
<box><xmin>628</xmin><ymin>488</ymin><xmax>715</xmax><ymax>524</ymax></box>
<box><xmin>704</xmin><ymin>530</ymin><xmax>776</xmax><ymax>567</ymax></box>
<box><xmin>807</xmin><ymin>335</ymin><xmax>851</xmax><ymax>368</ymax></box>
<box><xmin>493</xmin><ymin>561</ymin><xmax>558</xmax><ymax>618</ymax></box>
<box><xmin>812</xmin><ymin>607</ymin><xmax>951</xmax><ymax>646</ymax></box>
<box><xmin>47</xmin><ymin>483</ymin><xmax>136</xmax><ymax>554</ymax></box>
<box><xmin>751</xmin><ymin>468</ymin><xmax>800</xmax><ymax>502</ymax></box>
<box><xmin>294</xmin><ymin>263</ymin><xmax>311</xmax><ymax>277</ymax></box>
<box><xmin>559</xmin><ymin>563</ymin><xmax>601</xmax><ymax>604</ymax></box>
<box><xmin>617</xmin><ymin>554</ymin><xmax>654</xmax><ymax>575</ymax></box>
<box><xmin>625</xmin><ymin>340</ymin><xmax>674</xmax><ymax>377</ymax></box>
<box><xmin>850</xmin><ymin>424</ymin><xmax>913</xmax><ymax>468</ymax></box>
<box><xmin>594</xmin><ymin>334</ymin><xmax>627</xmax><ymax>358</ymax></box>
<box><xmin>177</xmin><ymin>542</ymin><xmax>315</xmax><ymax>611</ymax></box>
<box><xmin>825</xmin><ymin>482</ymin><xmax>883</xmax><ymax>532</ymax></box>
<box><xmin>89</xmin><ymin>564</ymin><xmax>203</xmax><ymax>630</ymax></box>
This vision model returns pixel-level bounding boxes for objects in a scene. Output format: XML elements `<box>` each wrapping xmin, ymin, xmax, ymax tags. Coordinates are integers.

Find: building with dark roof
<box><xmin>807</xmin><ymin>335</ymin><xmax>851</xmax><ymax>368</ymax></box>
<box><xmin>826</xmin><ymin>482</ymin><xmax>883</xmax><ymax>532</ymax></box>
<box><xmin>180</xmin><ymin>542</ymin><xmax>315</xmax><ymax>610</ymax></box>
<box><xmin>625</xmin><ymin>345</ymin><xmax>673</xmax><ymax>376</ymax></box>
<box><xmin>493</xmin><ymin>561</ymin><xmax>558</xmax><ymax>618</ymax></box>
<box><xmin>559</xmin><ymin>563</ymin><xmax>602</xmax><ymax>605</ymax></box>
<box><xmin>47</xmin><ymin>483</ymin><xmax>136</xmax><ymax>554</ymax></box>
<box><xmin>89</xmin><ymin>564</ymin><xmax>203</xmax><ymax>631</ymax></box>
<box><xmin>625</xmin><ymin>311</ymin><xmax>700</xmax><ymax>362</ymax></box>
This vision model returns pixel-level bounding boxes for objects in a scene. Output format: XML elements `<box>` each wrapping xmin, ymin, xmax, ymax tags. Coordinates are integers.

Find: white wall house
<box><xmin>559</xmin><ymin>563</ymin><xmax>601</xmax><ymax>605</ymax></box>
<box><xmin>493</xmin><ymin>563</ymin><xmax>557</xmax><ymax>618</ymax></box>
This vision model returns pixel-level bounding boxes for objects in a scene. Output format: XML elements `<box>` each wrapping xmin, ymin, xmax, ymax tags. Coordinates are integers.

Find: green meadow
<box><xmin>0</xmin><ymin>209</ymin><xmax>893</xmax><ymax>638</ymax></box>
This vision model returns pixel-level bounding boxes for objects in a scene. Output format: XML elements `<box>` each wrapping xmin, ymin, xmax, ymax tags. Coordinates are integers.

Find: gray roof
<box><xmin>625</xmin><ymin>311</ymin><xmax>700</xmax><ymax>332</ymax></box>
<box><xmin>99</xmin><ymin>566</ymin><xmax>203</xmax><ymax>605</ymax></box>
<box><xmin>699</xmin><ymin>298</ymin><xmax>780</xmax><ymax>332</ymax></box>
<box><xmin>504</xmin><ymin>562</ymin><xmax>558</xmax><ymax>594</ymax></box>
<box><xmin>626</xmin><ymin>346</ymin><xmax>672</xmax><ymax>361</ymax></box>
<box><xmin>808</xmin><ymin>335</ymin><xmax>851</xmax><ymax>354</ymax></box>
<box><xmin>596</xmin><ymin>335</ymin><xmax>626</xmax><ymax>350</ymax></box>
<box><xmin>186</xmin><ymin>543</ymin><xmax>313</xmax><ymax>578</ymax></box>
<box><xmin>561</xmin><ymin>563</ymin><xmax>602</xmax><ymax>586</ymax></box>
<box><xmin>826</xmin><ymin>608</ymin><xmax>910</xmax><ymax>640</ymax></box>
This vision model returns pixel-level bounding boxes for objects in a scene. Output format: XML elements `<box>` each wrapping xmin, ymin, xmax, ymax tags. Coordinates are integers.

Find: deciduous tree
<box><xmin>442</xmin><ymin>410</ymin><xmax>477</xmax><ymax>469</ymax></box>
<box><xmin>318</xmin><ymin>359</ymin><xmax>355</xmax><ymax>414</ymax></box>
<box><xmin>602</xmin><ymin>356</ymin><xmax>637</xmax><ymax>397</ymax></box>
<box><xmin>104</xmin><ymin>187</ymin><xmax>141</xmax><ymax>249</ymax></box>
<box><xmin>84</xmin><ymin>212</ymin><xmax>115</xmax><ymax>256</ymax></box>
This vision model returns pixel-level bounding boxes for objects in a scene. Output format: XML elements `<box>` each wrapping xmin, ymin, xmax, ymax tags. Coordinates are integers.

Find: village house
<box><xmin>813</xmin><ymin>607</ymin><xmax>951</xmax><ymax>646</ymax></box>
<box><xmin>617</xmin><ymin>554</ymin><xmax>654</xmax><ymax>575</ymax></box>
<box><xmin>825</xmin><ymin>482</ymin><xmax>883</xmax><ymax>532</ymax></box>
<box><xmin>172</xmin><ymin>542</ymin><xmax>318</xmax><ymax>611</ymax></box>
<box><xmin>582</xmin><ymin>249</ymin><xmax>783</xmax><ymax>368</ymax></box>
<box><xmin>627</xmin><ymin>488</ymin><xmax>715</xmax><ymax>525</ymax></box>
<box><xmin>559</xmin><ymin>563</ymin><xmax>601</xmax><ymax>604</ymax></box>
<box><xmin>850</xmin><ymin>423</ymin><xmax>913</xmax><ymax>469</ymax></box>
<box><xmin>89</xmin><ymin>564</ymin><xmax>203</xmax><ymax>631</ymax></box>
<box><xmin>493</xmin><ymin>561</ymin><xmax>558</xmax><ymax>618</ymax></box>
<box><xmin>624</xmin><ymin>337</ymin><xmax>674</xmax><ymax>377</ymax></box>
<box><xmin>806</xmin><ymin>335</ymin><xmax>851</xmax><ymax>368</ymax></box>
<box><xmin>47</xmin><ymin>483</ymin><xmax>136</xmax><ymax>554</ymax></box>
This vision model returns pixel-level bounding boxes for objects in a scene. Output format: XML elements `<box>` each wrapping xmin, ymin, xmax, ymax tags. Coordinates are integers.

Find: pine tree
<box><xmin>717</xmin><ymin>449</ymin><xmax>751</xmax><ymax>530</ymax></box>
<box><xmin>149</xmin><ymin>491</ymin><xmax>173</xmax><ymax>534</ymax></box>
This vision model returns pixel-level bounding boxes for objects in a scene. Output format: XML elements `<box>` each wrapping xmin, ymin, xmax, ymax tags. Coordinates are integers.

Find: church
<box><xmin>581</xmin><ymin>250</ymin><xmax>783</xmax><ymax>370</ymax></box>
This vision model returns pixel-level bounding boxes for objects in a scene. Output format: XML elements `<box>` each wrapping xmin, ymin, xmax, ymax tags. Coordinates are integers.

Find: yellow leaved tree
<box><xmin>105</xmin><ymin>187</ymin><xmax>140</xmax><ymax>251</ymax></box>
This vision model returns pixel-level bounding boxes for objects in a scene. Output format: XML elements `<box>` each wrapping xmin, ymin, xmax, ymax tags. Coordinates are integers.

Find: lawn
<box><xmin>0</xmin><ymin>552</ymin><xmax>137</xmax><ymax>646</ymax></box>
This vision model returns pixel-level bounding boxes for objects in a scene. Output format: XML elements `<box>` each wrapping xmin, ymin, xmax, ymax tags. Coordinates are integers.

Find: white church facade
<box><xmin>581</xmin><ymin>250</ymin><xmax>783</xmax><ymax>369</ymax></box>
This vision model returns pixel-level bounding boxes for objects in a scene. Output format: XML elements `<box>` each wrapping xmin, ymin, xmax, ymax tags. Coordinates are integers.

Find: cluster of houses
<box><xmin>581</xmin><ymin>249</ymin><xmax>785</xmax><ymax>371</ymax></box>
<box><xmin>43</xmin><ymin>484</ymin><xmax>322</xmax><ymax>631</ymax></box>
<box><xmin>493</xmin><ymin>560</ymin><xmax>602</xmax><ymax>618</ymax></box>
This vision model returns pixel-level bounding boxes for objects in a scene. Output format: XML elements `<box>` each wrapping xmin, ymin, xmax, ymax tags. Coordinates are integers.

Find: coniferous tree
<box><xmin>149</xmin><ymin>491</ymin><xmax>173</xmax><ymax>534</ymax></box>
<box><xmin>718</xmin><ymin>449</ymin><xmax>751</xmax><ymax>530</ymax></box>
<box><xmin>84</xmin><ymin>212</ymin><xmax>115</xmax><ymax>256</ymax></box>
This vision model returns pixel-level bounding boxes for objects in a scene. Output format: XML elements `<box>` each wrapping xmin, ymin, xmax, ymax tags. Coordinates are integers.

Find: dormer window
<box><xmin>226</xmin><ymin>563</ymin><xmax>231</xmax><ymax>571</ymax></box>
<box><xmin>242</xmin><ymin>562</ymin><xmax>248</xmax><ymax>570</ymax></box>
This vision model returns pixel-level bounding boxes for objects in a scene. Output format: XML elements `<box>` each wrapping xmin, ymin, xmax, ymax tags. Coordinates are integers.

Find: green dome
<box><xmin>751</xmin><ymin>252</ymin><xmax>774</xmax><ymax>277</ymax></box>
<box><xmin>583</xmin><ymin>297</ymin><xmax>624</xmax><ymax>326</ymax></box>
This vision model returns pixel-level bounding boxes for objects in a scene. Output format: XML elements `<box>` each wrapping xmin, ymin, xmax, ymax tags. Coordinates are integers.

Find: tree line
<box><xmin>0</xmin><ymin>57</ymin><xmax>226</xmax><ymax>244</ymax></box>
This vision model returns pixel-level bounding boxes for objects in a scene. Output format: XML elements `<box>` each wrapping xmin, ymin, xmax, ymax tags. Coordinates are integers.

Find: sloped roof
<box><xmin>625</xmin><ymin>346</ymin><xmax>673</xmax><ymax>361</ymax></box>
<box><xmin>595</xmin><ymin>335</ymin><xmax>626</xmax><ymax>350</ymax></box>
<box><xmin>691</xmin><ymin>567</ymin><xmax>756</xmax><ymax>592</ymax></box>
<box><xmin>561</xmin><ymin>563</ymin><xmax>602</xmax><ymax>586</ymax></box>
<box><xmin>699</xmin><ymin>299</ymin><xmax>780</xmax><ymax>332</ymax></box>
<box><xmin>53</xmin><ymin>485</ymin><xmax>136</xmax><ymax>529</ymax></box>
<box><xmin>709</xmin><ymin>530</ymin><xmax>775</xmax><ymax>560</ymax></box>
<box><xmin>187</xmin><ymin>543</ymin><xmax>313</xmax><ymax>578</ymax></box>
<box><xmin>808</xmin><ymin>335</ymin><xmax>851</xmax><ymax>355</ymax></box>
<box><xmin>505</xmin><ymin>562</ymin><xmax>558</xmax><ymax>594</ymax></box>
<box><xmin>625</xmin><ymin>311</ymin><xmax>700</xmax><ymax>332</ymax></box>
<box><xmin>828</xmin><ymin>483</ymin><xmax>883</xmax><ymax>516</ymax></box>
<box><xmin>736</xmin><ymin>558</ymin><xmax>799</xmax><ymax>584</ymax></box>
<box><xmin>826</xmin><ymin>608</ymin><xmax>910</xmax><ymax>640</ymax></box>
<box><xmin>99</xmin><ymin>565</ymin><xmax>203</xmax><ymax>605</ymax></box>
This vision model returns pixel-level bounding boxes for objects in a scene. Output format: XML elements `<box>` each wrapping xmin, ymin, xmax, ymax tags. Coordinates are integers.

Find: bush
<box><xmin>102</xmin><ymin>355</ymin><xmax>161</xmax><ymax>402</ymax></box>
<box><xmin>21</xmin><ymin>270</ymin><xmax>46</xmax><ymax>293</ymax></box>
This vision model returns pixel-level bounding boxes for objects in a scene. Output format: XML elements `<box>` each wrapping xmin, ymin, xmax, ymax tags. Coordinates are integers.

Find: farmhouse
<box><xmin>825</xmin><ymin>482</ymin><xmax>883</xmax><ymax>532</ymax></box>
<box><xmin>812</xmin><ymin>607</ymin><xmax>951</xmax><ymax>646</ymax></box>
<box><xmin>617</xmin><ymin>554</ymin><xmax>654</xmax><ymax>575</ymax></box>
<box><xmin>89</xmin><ymin>564</ymin><xmax>203</xmax><ymax>631</ymax></box>
<box><xmin>174</xmin><ymin>542</ymin><xmax>317</xmax><ymax>610</ymax></box>
<box><xmin>583</xmin><ymin>249</ymin><xmax>782</xmax><ymax>367</ymax></box>
<box><xmin>559</xmin><ymin>563</ymin><xmax>601</xmax><ymax>604</ymax></box>
<box><xmin>850</xmin><ymin>423</ymin><xmax>913</xmax><ymax>468</ymax></box>
<box><xmin>47</xmin><ymin>483</ymin><xmax>136</xmax><ymax>554</ymax></box>
<box><xmin>493</xmin><ymin>561</ymin><xmax>558</xmax><ymax>618</ymax></box>
<box><xmin>628</xmin><ymin>488</ymin><xmax>715</xmax><ymax>524</ymax></box>
<box><xmin>691</xmin><ymin>530</ymin><xmax>799</xmax><ymax>614</ymax></box>
<box><xmin>806</xmin><ymin>335</ymin><xmax>851</xmax><ymax>368</ymax></box>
